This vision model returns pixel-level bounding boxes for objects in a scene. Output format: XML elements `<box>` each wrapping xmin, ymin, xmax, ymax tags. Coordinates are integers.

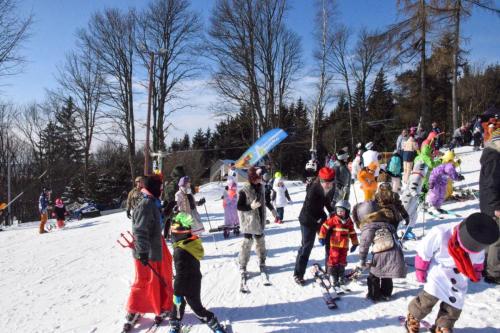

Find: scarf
<box><xmin>447</xmin><ymin>227</ymin><xmax>479</xmax><ymax>282</ymax></box>
<box><xmin>174</xmin><ymin>236</ymin><xmax>204</xmax><ymax>261</ymax></box>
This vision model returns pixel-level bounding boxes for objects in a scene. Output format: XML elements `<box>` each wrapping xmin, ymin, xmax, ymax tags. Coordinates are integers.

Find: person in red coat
<box><xmin>123</xmin><ymin>175</ymin><xmax>173</xmax><ymax>331</ymax></box>
<box><xmin>318</xmin><ymin>200</ymin><xmax>359</xmax><ymax>287</ymax></box>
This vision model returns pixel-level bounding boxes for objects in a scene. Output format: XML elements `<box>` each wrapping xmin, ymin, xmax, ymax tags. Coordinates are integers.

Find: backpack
<box><xmin>372</xmin><ymin>226</ymin><xmax>394</xmax><ymax>253</ymax></box>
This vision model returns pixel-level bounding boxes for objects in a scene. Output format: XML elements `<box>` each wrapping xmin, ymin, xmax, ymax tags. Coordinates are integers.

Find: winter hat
<box><xmin>247</xmin><ymin>166</ymin><xmax>261</xmax><ymax>183</ymax></box>
<box><xmin>227</xmin><ymin>178</ymin><xmax>236</xmax><ymax>189</ymax></box>
<box><xmin>55</xmin><ymin>198</ymin><xmax>63</xmax><ymax>206</ymax></box>
<box><xmin>171</xmin><ymin>212</ymin><xmax>193</xmax><ymax>241</ymax></box>
<box><xmin>178</xmin><ymin>176</ymin><xmax>190</xmax><ymax>187</ymax></box>
<box><xmin>274</xmin><ymin>171</ymin><xmax>283</xmax><ymax>179</ymax></box>
<box><xmin>144</xmin><ymin>175</ymin><xmax>163</xmax><ymax>198</ymax></box>
<box><xmin>458</xmin><ymin>213</ymin><xmax>499</xmax><ymax>253</ymax></box>
<box><xmin>442</xmin><ymin>151</ymin><xmax>455</xmax><ymax>164</ymax></box>
<box><xmin>318</xmin><ymin>167</ymin><xmax>335</xmax><ymax>182</ymax></box>
<box><xmin>365</xmin><ymin>142</ymin><xmax>374</xmax><ymax>150</ymax></box>
<box><xmin>336</xmin><ymin>150</ymin><xmax>349</xmax><ymax>161</ymax></box>
<box><xmin>491</xmin><ymin>128</ymin><xmax>500</xmax><ymax>143</ymax></box>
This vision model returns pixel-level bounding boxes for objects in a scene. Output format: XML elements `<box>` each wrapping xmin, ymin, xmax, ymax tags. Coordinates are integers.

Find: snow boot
<box><xmin>154</xmin><ymin>310</ymin><xmax>170</xmax><ymax>325</ymax></box>
<box><xmin>39</xmin><ymin>221</ymin><xmax>47</xmax><ymax>234</ymax></box>
<box><xmin>430</xmin><ymin>326</ymin><xmax>453</xmax><ymax>333</ymax></box>
<box><xmin>233</xmin><ymin>226</ymin><xmax>240</xmax><ymax>236</ymax></box>
<box><xmin>223</xmin><ymin>229</ymin><xmax>230</xmax><ymax>239</ymax></box>
<box><xmin>294</xmin><ymin>275</ymin><xmax>305</xmax><ymax>286</ymax></box>
<box><xmin>122</xmin><ymin>312</ymin><xmax>141</xmax><ymax>332</ymax></box>
<box><xmin>207</xmin><ymin>316</ymin><xmax>226</xmax><ymax>333</ymax></box>
<box><xmin>405</xmin><ymin>313</ymin><xmax>420</xmax><ymax>333</ymax></box>
<box><xmin>168</xmin><ymin>319</ymin><xmax>181</xmax><ymax>333</ymax></box>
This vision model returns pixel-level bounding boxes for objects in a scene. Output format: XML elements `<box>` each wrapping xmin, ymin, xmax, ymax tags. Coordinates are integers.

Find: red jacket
<box><xmin>319</xmin><ymin>215</ymin><xmax>359</xmax><ymax>249</ymax></box>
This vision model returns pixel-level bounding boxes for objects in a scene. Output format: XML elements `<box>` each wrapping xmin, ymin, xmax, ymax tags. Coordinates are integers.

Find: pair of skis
<box><xmin>240</xmin><ymin>268</ymin><xmax>271</xmax><ymax>293</ymax></box>
<box><xmin>310</xmin><ymin>264</ymin><xmax>340</xmax><ymax>310</ymax></box>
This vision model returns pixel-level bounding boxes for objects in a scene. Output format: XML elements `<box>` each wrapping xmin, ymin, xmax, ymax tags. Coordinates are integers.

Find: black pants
<box><xmin>169</xmin><ymin>293</ymin><xmax>214</xmax><ymax>323</ymax></box>
<box><xmin>294</xmin><ymin>224</ymin><xmax>317</xmax><ymax>278</ymax></box>
<box><xmin>367</xmin><ymin>273</ymin><xmax>393</xmax><ymax>299</ymax></box>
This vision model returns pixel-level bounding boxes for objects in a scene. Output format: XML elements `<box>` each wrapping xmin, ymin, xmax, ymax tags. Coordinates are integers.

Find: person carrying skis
<box><xmin>176</xmin><ymin>176</ymin><xmax>205</xmax><ymax>235</ymax></box>
<box><xmin>126</xmin><ymin>176</ymin><xmax>144</xmax><ymax>219</ymax></box>
<box><xmin>387</xmin><ymin>150</ymin><xmax>403</xmax><ymax>193</ymax></box>
<box><xmin>222</xmin><ymin>178</ymin><xmax>240</xmax><ymax>238</ymax></box>
<box><xmin>405</xmin><ymin>213</ymin><xmax>499</xmax><ymax>333</ymax></box>
<box><xmin>271</xmin><ymin>171</ymin><xmax>292</xmax><ymax>224</ymax></box>
<box><xmin>168</xmin><ymin>213</ymin><xmax>227</xmax><ymax>333</ymax></box>
<box><xmin>237</xmin><ymin>167</ymin><xmax>267</xmax><ymax>275</ymax></box>
<box><xmin>318</xmin><ymin>200</ymin><xmax>358</xmax><ymax>289</ymax></box>
<box><xmin>123</xmin><ymin>175</ymin><xmax>173</xmax><ymax>331</ymax></box>
<box><xmin>293</xmin><ymin>167</ymin><xmax>335</xmax><ymax>286</ymax></box>
<box><xmin>358</xmin><ymin>162</ymin><xmax>378</xmax><ymax>201</ymax></box>
<box><xmin>38</xmin><ymin>188</ymin><xmax>50</xmax><ymax>234</ymax></box>
<box><xmin>52</xmin><ymin>198</ymin><xmax>67</xmax><ymax>229</ymax></box>
<box><xmin>356</xmin><ymin>199</ymin><xmax>407</xmax><ymax>302</ymax></box>
<box><xmin>332</xmin><ymin>150</ymin><xmax>351</xmax><ymax>206</ymax></box>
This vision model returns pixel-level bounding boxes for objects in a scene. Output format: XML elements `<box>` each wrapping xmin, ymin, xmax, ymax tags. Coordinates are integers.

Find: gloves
<box><xmin>137</xmin><ymin>253</ymin><xmax>149</xmax><ymax>267</ymax></box>
<box><xmin>404</xmin><ymin>217</ymin><xmax>410</xmax><ymax>226</ymax></box>
<box><xmin>416</xmin><ymin>270</ymin><xmax>427</xmax><ymax>283</ymax></box>
<box><xmin>415</xmin><ymin>255</ymin><xmax>430</xmax><ymax>283</ymax></box>
<box><xmin>318</xmin><ymin>238</ymin><xmax>325</xmax><ymax>246</ymax></box>
<box><xmin>197</xmin><ymin>197</ymin><xmax>206</xmax><ymax>206</ymax></box>
<box><xmin>350</xmin><ymin>244</ymin><xmax>358</xmax><ymax>253</ymax></box>
<box><xmin>126</xmin><ymin>210</ymin><xmax>131</xmax><ymax>219</ymax></box>
<box><xmin>457</xmin><ymin>174</ymin><xmax>465</xmax><ymax>181</ymax></box>
<box><xmin>250</xmin><ymin>199</ymin><xmax>261</xmax><ymax>210</ymax></box>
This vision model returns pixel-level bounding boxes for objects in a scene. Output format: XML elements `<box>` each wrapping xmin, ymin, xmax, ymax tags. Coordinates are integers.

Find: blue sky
<box><xmin>3</xmin><ymin>0</ymin><xmax>500</xmax><ymax>143</ymax></box>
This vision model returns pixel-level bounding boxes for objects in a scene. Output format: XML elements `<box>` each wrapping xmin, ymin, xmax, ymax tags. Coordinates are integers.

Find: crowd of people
<box><xmin>27</xmin><ymin>115</ymin><xmax>499</xmax><ymax>333</ymax></box>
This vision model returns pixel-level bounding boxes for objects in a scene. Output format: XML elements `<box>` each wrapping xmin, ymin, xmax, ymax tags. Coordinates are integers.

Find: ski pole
<box><xmin>147</xmin><ymin>263</ymin><xmax>169</xmax><ymax>288</ymax></box>
<box><xmin>202</xmin><ymin>203</ymin><xmax>219</xmax><ymax>251</ymax></box>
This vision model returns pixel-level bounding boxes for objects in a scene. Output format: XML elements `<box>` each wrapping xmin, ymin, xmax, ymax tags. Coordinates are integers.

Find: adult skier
<box><xmin>126</xmin><ymin>176</ymin><xmax>144</xmax><ymax>219</ymax></box>
<box><xmin>38</xmin><ymin>188</ymin><xmax>50</xmax><ymax>234</ymax></box>
<box><xmin>332</xmin><ymin>150</ymin><xmax>351</xmax><ymax>206</ymax></box>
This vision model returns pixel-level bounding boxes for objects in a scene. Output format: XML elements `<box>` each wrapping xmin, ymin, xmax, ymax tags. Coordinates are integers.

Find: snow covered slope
<box><xmin>1</xmin><ymin>146</ymin><xmax>499</xmax><ymax>333</ymax></box>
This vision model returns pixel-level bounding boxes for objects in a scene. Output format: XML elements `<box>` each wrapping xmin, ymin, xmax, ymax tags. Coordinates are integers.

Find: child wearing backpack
<box><xmin>318</xmin><ymin>200</ymin><xmax>359</xmax><ymax>290</ymax></box>
<box><xmin>169</xmin><ymin>213</ymin><xmax>227</xmax><ymax>333</ymax></box>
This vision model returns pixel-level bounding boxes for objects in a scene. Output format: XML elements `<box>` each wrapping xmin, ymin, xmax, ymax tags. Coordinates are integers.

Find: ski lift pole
<box><xmin>202</xmin><ymin>203</ymin><xmax>219</xmax><ymax>251</ymax></box>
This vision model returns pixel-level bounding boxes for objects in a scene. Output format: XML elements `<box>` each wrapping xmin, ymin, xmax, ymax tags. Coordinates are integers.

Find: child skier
<box><xmin>405</xmin><ymin>213</ymin><xmax>499</xmax><ymax>333</ymax></box>
<box><xmin>358</xmin><ymin>162</ymin><xmax>378</xmax><ymax>201</ymax></box>
<box><xmin>222</xmin><ymin>178</ymin><xmax>240</xmax><ymax>238</ymax></box>
<box><xmin>272</xmin><ymin>172</ymin><xmax>292</xmax><ymax>224</ymax></box>
<box><xmin>175</xmin><ymin>176</ymin><xmax>205</xmax><ymax>235</ymax></box>
<box><xmin>427</xmin><ymin>162</ymin><xmax>464</xmax><ymax>212</ymax></box>
<box><xmin>52</xmin><ymin>198</ymin><xmax>67</xmax><ymax>229</ymax></box>
<box><xmin>318</xmin><ymin>200</ymin><xmax>359</xmax><ymax>290</ymax></box>
<box><xmin>169</xmin><ymin>212</ymin><xmax>227</xmax><ymax>333</ymax></box>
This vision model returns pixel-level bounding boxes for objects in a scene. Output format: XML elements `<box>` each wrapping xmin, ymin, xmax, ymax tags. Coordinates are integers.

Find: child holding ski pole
<box><xmin>222</xmin><ymin>178</ymin><xmax>240</xmax><ymax>238</ymax></box>
<box><xmin>318</xmin><ymin>200</ymin><xmax>358</xmax><ymax>291</ymax></box>
<box><xmin>405</xmin><ymin>213</ymin><xmax>499</xmax><ymax>333</ymax></box>
<box><xmin>169</xmin><ymin>212</ymin><xmax>227</xmax><ymax>333</ymax></box>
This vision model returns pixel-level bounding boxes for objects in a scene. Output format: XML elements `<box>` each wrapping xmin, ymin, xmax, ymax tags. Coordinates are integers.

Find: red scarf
<box><xmin>447</xmin><ymin>227</ymin><xmax>479</xmax><ymax>282</ymax></box>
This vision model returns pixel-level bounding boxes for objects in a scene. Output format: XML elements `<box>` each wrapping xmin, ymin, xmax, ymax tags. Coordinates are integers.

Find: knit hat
<box><xmin>171</xmin><ymin>212</ymin><xmax>193</xmax><ymax>241</ymax></box>
<box><xmin>144</xmin><ymin>174</ymin><xmax>163</xmax><ymax>198</ymax></box>
<box><xmin>318</xmin><ymin>167</ymin><xmax>335</xmax><ymax>182</ymax></box>
<box><xmin>178</xmin><ymin>176</ymin><xmax>190</xmax><ymax>187</ymax></box>
<box><xmin>492</xmin><ymin>128</ymin><xmax>500</xmax><ymax>143</ymax></box>
<box><xmin>365</xmin><ymin>141</ymin><xmax>374</xmax><ymax>150</ymax></box>
<box><xmin>458</xmin><ymin>213</ymin><xmax>499</xmax><ymax>253</ymax></box>
<box><xmin>227</xmin><ymin>178</ymin><xmax>236</xmax><ymax>188</ymax></box>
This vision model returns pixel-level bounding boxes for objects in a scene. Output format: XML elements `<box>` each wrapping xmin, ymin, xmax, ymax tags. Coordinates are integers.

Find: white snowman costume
<box><xmin>416</xmin><ymin>223</ymin><xmax>484</xmax><ymax>309</ymax></box>
<box><xmin>272</xmin><ymin>178</ymin><xmax>289</xmax><ymax>208</ymax></box>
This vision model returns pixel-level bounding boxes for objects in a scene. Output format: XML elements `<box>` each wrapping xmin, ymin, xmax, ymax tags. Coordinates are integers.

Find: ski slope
<box><xmin>1</xmin><ymin>146</ymin><xmax>499</xmax><ymax>333</ymax></box>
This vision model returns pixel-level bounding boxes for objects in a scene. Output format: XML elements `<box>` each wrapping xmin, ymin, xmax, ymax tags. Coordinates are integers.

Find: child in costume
<box><xmin>405</xmin><ymin>213</ymin><xmax>499</xmax><ymax>333</ymax></box>
<box><xmin>427</xmin><ymin>163</ymin><xmax>464</xmax><ymax>211</ymax></box>
<box><xmin>358</xmin><ymin>162</ymin><xmax>378</xmax><ymax>201</ymax></box>
<box><xmin>222</xmin><ymin>178</ymin><xmax>240</xmax><ymax>238</ymax></box>
<box><xmin>318</xmin><ymin>200</ymin><xmax>359</xmax><ymax>290</ymax></box>
<box><xmin>169</xmin><ymin>213</ymin><xmax>227</xmax><ymax>333</ymax></box>
<box><xmin>272</xmin><ymin>172</ymin><xmax>292</xmax><ymax>224</ymax></box>
<box><xmin>175</xmin><ymin>176</ymin><xmax>205</xmax><ymax>235</ymax></box>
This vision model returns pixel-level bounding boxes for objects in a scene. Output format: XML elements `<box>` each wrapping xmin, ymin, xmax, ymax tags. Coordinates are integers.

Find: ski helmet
<box><xmin>336</xmin><ymin>151</ymin><xmax>349</xmax><ymax>161</ymax></box>
<box><xmin>335</xmin><ymin>200</ymin><xmax>351</xmax><ymax>212</ymax></box>
<box><xmin>274</xmin><ymin>171</ymin><xmax>283</xmax><ymax>179</ymax></box>
<box><xmin>365</xmin><ymin>141</ymin><xmax>374</xmax><ymax>150</ymax></box>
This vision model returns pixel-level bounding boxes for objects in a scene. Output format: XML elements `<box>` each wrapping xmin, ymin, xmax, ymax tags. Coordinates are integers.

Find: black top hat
<box><xmin>458</xmin><ymin>213</ymin><xmax>499</xmax><ymax>253</ymax></box>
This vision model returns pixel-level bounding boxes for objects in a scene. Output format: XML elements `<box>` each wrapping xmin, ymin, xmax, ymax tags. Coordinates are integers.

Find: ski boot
<box><xmin>223</xmin><ymin>228</ymin><xmax>230</xmax><ymax>239</ymax></box>
<box><xmin>404</xmin><ymin>313</ymin><xmax>420</xmax><ymax>333</ymax></box>
<box><xmin>207</xmin><ymin>316</ymin><xmax>226</xmax><ymax>333</ymax></box>
<box><xmin>168</xmin><ymin>319</ymin><xmax>181</xmax><ymax>333</ymax></box>
<box><xmin>294</xmin><ymin>275</ymin><xmax>305</xmax><ymax>286</ymax></box>
<box><xmin>429</xmin><ymin>326</ymin><xmax>453</xmax><ymax>333</ymax></box>
<box><xmin>233</xmin><ymin>226</ymin><xmax>240</xmax><ymax>236</ymax></box>
<box><xmin>154</xmin><ymin>310</ymin><xmax>170</xmax><ymax>325</ymax></box>
<box><xmin>122</xmin><ymin>312</ymin><xmax>141</xmax><ymax>333</ymax></box>
<box><xmin>403</xmin><ymin>227</ymin><xmax>416</xmax><ymax>240</ymax></box>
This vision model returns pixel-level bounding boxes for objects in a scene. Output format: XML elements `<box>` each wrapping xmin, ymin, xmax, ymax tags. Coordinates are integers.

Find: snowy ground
<box><xmin>1</xmin><ymin>146</ymin><xmax>499</xmax><ymax>333</ymax></box>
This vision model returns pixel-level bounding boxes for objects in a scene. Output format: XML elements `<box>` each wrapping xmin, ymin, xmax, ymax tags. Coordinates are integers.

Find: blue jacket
<box><xmin>39</xmin><ymin>193</ymin><xmax>48</xmax><ymax>213</ymax></box>
<box><xmin>387</xmin><ymin>154</ymin><xmax>402</xmax><ymax>177</ymax></box>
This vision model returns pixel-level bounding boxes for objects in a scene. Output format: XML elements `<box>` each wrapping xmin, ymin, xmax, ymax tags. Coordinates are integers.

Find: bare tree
<box><xmin>15</xmin><ymin>102</ymin><xmax>47</xmax><ymax>168</ymax></box>
<box><xmin>78</xmin><ymin>8</ymin><xmax>137</xmax><ymax>180</ymax></box>
<box><xmin>310</xmin><ymin>0</ymin><xmax>336</xmax><ymax>157</ymax></box>
<box><xmin>326</xmin><ymin>25</ymin><xmax>355</xmax><ymax>148</ymax></box>
<box><xmin>135</xmin><ymin>0</ymin><xmax>202</xmax><ymax>152</ymax></box>
<box><xmin>55</xmin><ymin>45</ymin><xmax>105</xmax><ymax>192</ymax></box>
<box><xmin>208</xmin><ymin>0</ymin><xmax>301</xmax><ymax>137</ymax></box>
<box><xmin>0</xmin><ymin>0</ymin><xmax>32</xmax><ymax>78</ymax></box>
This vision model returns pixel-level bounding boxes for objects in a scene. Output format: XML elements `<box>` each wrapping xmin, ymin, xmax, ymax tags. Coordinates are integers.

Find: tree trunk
<box><xmin>451</xmin><ymin>1</ymin><xmax>461</xmax><ymax>131</ymax></box>
<box><xmin>420</xmin><ymin>0</ymin><xmax>428</xmax><ymax>128</ymax></box>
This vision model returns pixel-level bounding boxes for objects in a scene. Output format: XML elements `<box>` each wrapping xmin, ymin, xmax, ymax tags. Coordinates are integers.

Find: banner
<box><xmin>235</xmin><ymin>128</ymin><xmax>288</xmax><ymax>169</ymax></box>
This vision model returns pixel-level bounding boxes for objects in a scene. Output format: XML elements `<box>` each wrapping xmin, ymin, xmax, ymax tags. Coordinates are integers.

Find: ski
<box><xmin>435</xmin><ymin>208</ymin><xmax>462</xmax><ymax>218</ymax></box>
<box><xmin>121</xmin><ymin>313</ymin><xmax>142</xmax><ymax>333</ymax></box>
<box><xmin>398</xmin><ymin>315</ymin><xmax>432</xmax><ymax>331</ymax></box>
<box><xmin>424</xmin><ymin>209</ymin><xmax>445</xmax><ymax>220</ymax></box>
<box><xmin>345</xmin><ymin>267</ymin><xmax>363</xmax><ymax>283</ymax></box>
<box><xmin>311</xmin><ymin>263</ymin><xmax>338</xmax><ymax>309</ymax></box>
<box><xmin>144</xmin><ymin>312</ymin><xmax>169</xmax><ymax>333</ymax></box>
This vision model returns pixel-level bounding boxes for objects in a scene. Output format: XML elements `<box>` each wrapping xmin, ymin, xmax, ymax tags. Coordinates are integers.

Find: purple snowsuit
<box><xmin>427</xmin><ymin>163</ymin><xmax>460</xmax><ymax>209</ymax></box>
<box><xmin>223</xmin><ymin>189</ymin><xmax>240</xmax><ymax>227</ymax></box>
